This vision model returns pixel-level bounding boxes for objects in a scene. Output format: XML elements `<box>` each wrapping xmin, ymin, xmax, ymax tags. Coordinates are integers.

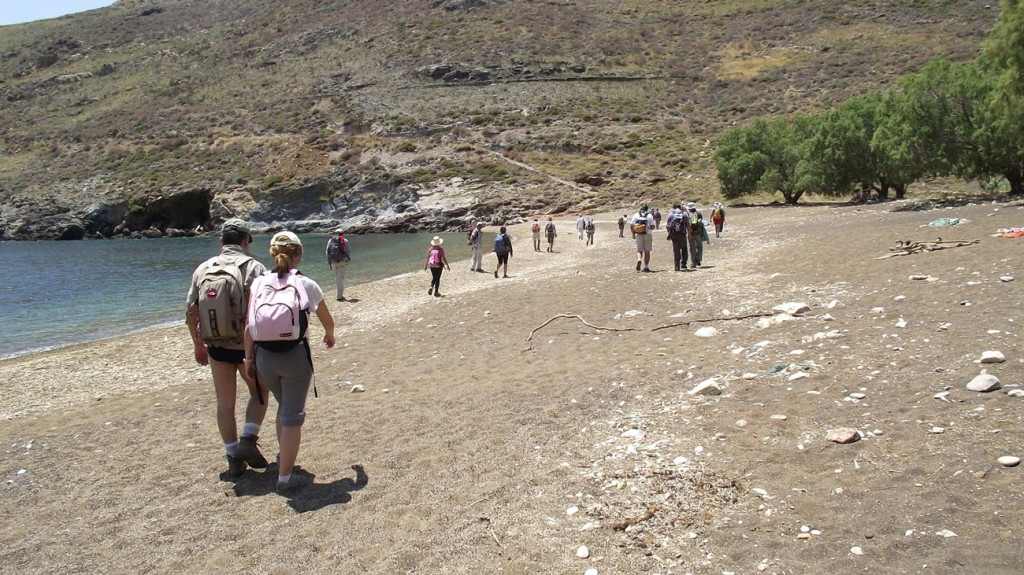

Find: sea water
<box><xmin>0</xmin><ymin>231</ymin><xmax>478</xmax><ymax>359</ymax></box>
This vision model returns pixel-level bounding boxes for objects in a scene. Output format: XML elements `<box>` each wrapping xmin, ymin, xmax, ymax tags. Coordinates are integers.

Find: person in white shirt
<box><xmin>630</xmin><ymin>204</ymin><xmax>656</xmax><ymax>272</ymax></box>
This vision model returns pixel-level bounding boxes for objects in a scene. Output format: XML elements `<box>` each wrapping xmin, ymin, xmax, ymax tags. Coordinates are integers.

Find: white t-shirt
<box><xmin>631</xmin><ymin>211</ymin><xmax>655</xmax><ymax>231</ymax></box>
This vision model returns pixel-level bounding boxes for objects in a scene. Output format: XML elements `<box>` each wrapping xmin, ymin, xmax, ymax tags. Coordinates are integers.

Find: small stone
<box><xmin>736</xmin><ymin>419</ymin><xmax>748</xmax><ymax>427</ymax></box>
<box><xmin>826</xmin><ymin>428</ymin><xmax>860</xmax><ymax>444</ymax></box>
<box><xmin>770</xmin><ymin>414</ymin><xmax>788</xmax><ymax>421</ymax></box>
<box><xmin>788</xmin><ymin>371</ymin><xmax>809</xmax><ymax>381</ymax></box>
<box><xmin>967</xmin><ymin>373</ymin><xmax>1001</xmax><ymax>392</ymax></box>
<box><xmin>1000</xmin><ymin>276</ymin><xmax>1014</xmax><ymax>282</ymax></box>
<box><xmin>936</xmin><ymin>529</ymin><xmax>958</xmax><ymax>538</ymax></box>
<box><xmin>584</xmin><ymin>570</ymin><xmax>598</xmax><ymax>575</ymax></box>
<box><xmin>848</xmin><ymin>392</ymin><xmax>867</xmax><ymax>400</ymax></box>
<box><xmin>851</xmin><ymin>546</ymin><xmax>864</xmax><ymax>555</ymax></box>
<box><xmin>742</xmin><ymin>372</ymin><xmax>759</xmax><ymax>380</ymax></box>
<box><xmin>797</xmin><ymin>533</ymin><xmax>811</xmax><ymax>540</ymax></box>
<box><xmin>930</xmin><ymin>426</ymin><xmax>945</xmax><ymax>434</ymax></box>
<box><xmin>566</xmin><ymin>506</ymin><xmax>579</xmax><ymax>516</ymax></box>
<box><xmin>979</xmin><ymin>350</ymin><xmax>1006</xmax><ymax>364</ymax></box>
<box><xmin>694</xmin><ymin>326</ymin><xmax>718</xmax><ymax>338</ymax></box>
<box><xmin>1007</xmin><ymin>389</ymin><xmax>1024</xmax><ymax>398</ymax></box>
<box><xmin>350</xmin><ymin>384</ymin><xmax>366</xmax><ymax>393</ymax></box>
<box><xmin>577</xmin><ymin>545</ymin><xmax>590</xmax><ymax>559</ymax></box>
<box><xmin>772</xmin><ymin>302</ymin><xmax>811</xmax><ymax>316</ymax></box>
<box><xmin>688</xmin><ymin>379</ymin><xmax>722</xmax><ymax>396</ymax></box>
<box><xmin>997</xmin><ymin>455</ymin><xmax>1021</xmax><ymax>467</ymax></box>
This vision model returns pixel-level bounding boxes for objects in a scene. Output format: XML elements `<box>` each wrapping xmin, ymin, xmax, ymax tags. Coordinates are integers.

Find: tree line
<box><xmin>714</xmin><ymin>0</ymin><xmax>1023</xmax><ymax>204</ymax></box>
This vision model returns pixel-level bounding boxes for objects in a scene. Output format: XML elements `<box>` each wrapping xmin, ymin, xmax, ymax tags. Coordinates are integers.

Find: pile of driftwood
<box><xmin>876</xmin><ymin>237</ymin><xmax>979</xmax><ymax>259</ymax></box>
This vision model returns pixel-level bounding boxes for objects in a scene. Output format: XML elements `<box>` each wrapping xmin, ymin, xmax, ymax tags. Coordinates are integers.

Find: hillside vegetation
<box><xmin>0</xmin><ymin>0</ymin><xmax>1000</xmax><ymax>239</ymax></box>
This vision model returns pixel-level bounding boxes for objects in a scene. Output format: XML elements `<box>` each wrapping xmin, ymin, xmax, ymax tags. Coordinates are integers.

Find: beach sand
<box><xmin>2</xmin><ymin>200</ymin><xmax>1023</xmax><ymax>574</ymax></box>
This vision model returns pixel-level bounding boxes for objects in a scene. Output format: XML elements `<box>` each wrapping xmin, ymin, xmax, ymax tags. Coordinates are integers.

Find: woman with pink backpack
<box><xmin>424</xmin><ymin>236</ymin><xmax>451</xmax><ymax>297</ymax></box>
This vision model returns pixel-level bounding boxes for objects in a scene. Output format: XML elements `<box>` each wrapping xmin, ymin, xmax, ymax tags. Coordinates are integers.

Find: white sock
<box><xmin>225</xmin><ymin>440</ymin><xmax>239</xmax><ymax>456</ymax></box>
<box><xmin>278</xmin><ymin>473</ymin><xmax>292</xmax><ymax>485</ymax></box>
<box><xmin>242</xmin><ymin>423</ymin><xmax>261</xmax><ymax>437</ymax></box>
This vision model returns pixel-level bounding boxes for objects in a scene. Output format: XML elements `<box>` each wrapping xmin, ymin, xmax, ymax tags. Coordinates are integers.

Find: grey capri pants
<box><xmin>255</xmin><ymin>342</ymin><xmax>313</xmax><ymax>427</ymax></box>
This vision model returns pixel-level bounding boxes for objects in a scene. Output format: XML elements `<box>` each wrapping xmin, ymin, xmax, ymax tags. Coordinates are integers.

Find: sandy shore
<box><xmin>3</xmin><ymin>200</ymin><xmax>1024</xmax><ymax>574</ymax></box>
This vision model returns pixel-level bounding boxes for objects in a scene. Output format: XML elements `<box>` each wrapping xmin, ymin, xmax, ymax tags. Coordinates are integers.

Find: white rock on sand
<box><xmin>966</xmin><ymin>373</ymin><xmax>1001</xmax><ymax>392</ymax></box>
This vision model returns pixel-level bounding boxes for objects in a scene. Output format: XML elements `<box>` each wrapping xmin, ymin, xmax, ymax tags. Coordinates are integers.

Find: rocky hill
<box><xmin>0</xmin><ymin>0</ymin><xmax>999</xmax><ymax>239</ymax></box>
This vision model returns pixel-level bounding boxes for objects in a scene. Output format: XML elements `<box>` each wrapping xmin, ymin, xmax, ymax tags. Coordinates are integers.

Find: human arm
<box><xmin>314</xmin><ymin>304</ymin><xmax>336</xmax><ymax>348</ymax></box>
<box><xmin>243</xmin><ymin>324</ymin><xmax>257</xmax><ymax>382</ymax></box>
<box><xmin>185</xmin><ymin>303</ymin><xmax>209</xmax><ymax>366</ymax></box>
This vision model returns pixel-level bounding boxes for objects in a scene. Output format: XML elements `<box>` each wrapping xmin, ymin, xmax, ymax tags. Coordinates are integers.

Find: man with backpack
<box><xmin>666</xmin><ymin>203</ymin><xmax>691</xmax><ymax>271</ymax></box>
<box><xmin>493</xmin><ymin>225</ymin><xmax>513</xmax><ymax>278</ymax></box>
<box><xmin>631</xmin><ymin>204</ymin><xmax>656</xmax><ymax>272</ymax></box>
<box><xmin>585</xmin><ymin>217</ymin><xmax>595</xmax><ymax>246</ymax></box>
<box><xmin>468</xmin><ymin>222</ymin><xmax>485</xmax><ymax>272</ymax></box>
<box><xmin>686</xmin><ymin>202</ymin><xmax>710</xmax><ymax>268</ymax></box>
<box><xmin>185</xmin><ymin>218</ymin><xmax>270</xmax><ymax>479</ymax></box>
<box><xmin>325</xmin><ymin>229</ymin><xmax>351</xmax><ymax>301</ymax></box>
<box><xmin>531</xmin><ymin>218</ymin><xmax>542</xmax><ymax>251</ymax></box>
<box><xmin>618</xmin><ymin>215</ymin><xmax>626</xmax><ymax>238</ymax></box>
<box><xmin>544</xmin><ymin>216</ymin><xmax>557</xmax><ymax>252</ymax></box>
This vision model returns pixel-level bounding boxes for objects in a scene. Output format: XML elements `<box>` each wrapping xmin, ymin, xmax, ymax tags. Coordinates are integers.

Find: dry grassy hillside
<box><xmin>0</xmin><ymin>0</ymin><xmax>1000</xmax><ymax>235</ymax></box>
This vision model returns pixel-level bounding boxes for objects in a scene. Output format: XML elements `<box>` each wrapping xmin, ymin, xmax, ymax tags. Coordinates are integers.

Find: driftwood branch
<box><xmin>610</xmin><ymin>506</ymin><xmax>658</xmax><ymax>530</ymax></box>
<box><xmin>876</xmin><ymin>238</ymin><xmax>979</xmax><ymax>259</ymax></box>
<box><xmin>525</xmin><ymin>311</ymin><xmax>775</xmax><ymax>340</ymax></box>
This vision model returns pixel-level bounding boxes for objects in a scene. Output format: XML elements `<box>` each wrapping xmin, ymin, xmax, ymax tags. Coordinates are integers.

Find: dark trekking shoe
<box><xmin>276</xmin><ymin>472</ymin><xmax>310</xmax><ymax>495</ymax></box>
<box><xmin>226</xmin><ymin>454</ymin><xmax>247</xmax><ymax>479</ymax></box>
<box><xmin>237</xmin><ymin>435</ymin><xmax>269</xmax><ymax>469</ymax></box>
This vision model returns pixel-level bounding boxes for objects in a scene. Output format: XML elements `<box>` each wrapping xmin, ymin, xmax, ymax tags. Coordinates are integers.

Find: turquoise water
<box><xmin>0</xmin><ymin>232</ymin><xmax>477</xmax><ymax>359</ymax></box>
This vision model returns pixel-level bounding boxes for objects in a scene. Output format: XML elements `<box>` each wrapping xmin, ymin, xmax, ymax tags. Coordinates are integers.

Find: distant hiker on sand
<box><xmin>577</xmin><ymin>214</ymin><xmax>586</xmax><ymax>240</ymax></box>
<box><xmin>424</xmin><ymin>236</ymin><xmax>451</xmax><ymax>297</ymax></box>
<box><xmin>631</xmin><ymin>204</ymin><xmax>656</xmax><ymax>273</ymax></box>
<box><xmin>186</xmin><ymin>218</ymin><xmax>270</xmax><ymax>480</ymax></box>
<box><xmin>325</xmin><ymin>229</ymin><xmax>351</xmax><ymax>301</ymax></box>
<box><xmin>653</xmin><ymin>208</ymin><xmax>662</xmax><ymax>230</ymax></box>
<box><xmin>618</xmin><ymin>214</ymin><xmax>626</xmax><ymax>238</ymax></box>
<box><xmin>493</xmin><ymin>226</ymin><xmax>513</xmax><ymax>278</ymax></box>
<box><xmin>244</xmin><ymin>231</ymin><xmax>336</xmax><ymax>495</ymax></box>
<box><xmin>585</xmin><ymin>217</ymin><xmax>595</xmax><ymax>246</ymax></box>
<box><xmin>468</xmin><ymin>222</ymin><xmax>485</xmax><ymax>272</ymax></box>
<box><xmin>545</xmin><ymin>216</ymin><xmax>557</xmax><ymax>252</ymax></box>
<box><xmin>686</xmin><ymin>202</ymin><xmax>710</xmax><ymax>268</ymax></box>
<box><xmin>531</xmin><ymin>218</ymin><xmax>542</xmax><ymax>251</ymax></box>
<box><xmin>666</xmin><ymin>203</ymin><xmax>690</xmax><ymax>272</ymax></box>
<box><xmin>711</xmin><ymin>202</ymin><xmax>726</xmax><ymax>237</ymax></box>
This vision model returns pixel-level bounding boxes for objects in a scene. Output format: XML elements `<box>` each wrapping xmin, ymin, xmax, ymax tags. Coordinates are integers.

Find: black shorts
<box><xmin>497</xmin><ymin>253</ymin><xmax>509</xmax><ymax>265</ymax></box>
<box><xmin>208</xmin><ymin>346</ymin><xmax>245</xmax><ymax>364</ymax></box>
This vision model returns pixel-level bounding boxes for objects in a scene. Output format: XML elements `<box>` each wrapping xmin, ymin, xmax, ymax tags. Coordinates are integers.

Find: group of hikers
<box><xmin>622</xmin><ymin>201</ymin><xmax>725</xmax><ymax>272</ymax></box>
<box><xmin>186</xmin><ymin>201</ymin><xmax>726</xmax><ymax>496</ymax></box>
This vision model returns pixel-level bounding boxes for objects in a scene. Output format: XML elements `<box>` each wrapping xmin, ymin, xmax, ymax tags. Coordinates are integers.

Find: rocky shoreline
<box><xmin>0</xmin><ymin>176</ymin><xmax>540</xmax><ymax>241</ymax></box>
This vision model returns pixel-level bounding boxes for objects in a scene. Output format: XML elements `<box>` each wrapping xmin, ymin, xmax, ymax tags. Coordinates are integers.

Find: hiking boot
<box><xmin>236</xmin><ymin>435</ymin><xmax>269</xmax><ymax>469</ymax></box>
<box><xmin>494</xmin><ymin>270</ymin><xmax>498</xmax><ymax>278</ymax></box>
<box><xmin>226</xmin><ymin>454</ymin><xmax>247</xmax><ymax>479</ymax></box>
<box><xmin>635</xmin><ymin>260</ymin><xmax>642</xmax><ymax>272</ymax></box>
<box><xmin>428</xmin><ymin>287</ymin><xmax>433</xmax><ymax>295</ymax></box>
<box><xmin>276</xmin><ymin>473</ymin><xmax>310</xmax><ymax>495</ymax></box>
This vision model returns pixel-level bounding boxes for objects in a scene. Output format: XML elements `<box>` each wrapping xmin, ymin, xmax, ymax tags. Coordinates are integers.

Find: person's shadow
<box><xmin>231</xmin><ymin>464</ymin><xmax>368</xmax><ymax>513</ymax></box>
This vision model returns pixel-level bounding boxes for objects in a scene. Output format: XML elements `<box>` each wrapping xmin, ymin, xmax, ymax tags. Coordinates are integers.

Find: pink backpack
<box><xmin>248</xmin><ymin>270</ymin><xmax>309</xmax><ymax>350</ymax></box>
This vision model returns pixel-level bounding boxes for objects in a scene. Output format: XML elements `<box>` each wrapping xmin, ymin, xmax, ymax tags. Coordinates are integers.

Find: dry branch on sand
<box><xmin>875</xmin><ymin>238</ymin><xmax>979</xmax><ymax>259</ymax></box>
<box><xmin>524</xmin><ymin>311</ymin><xmax>775</xmax><ymax>341</ymax></box>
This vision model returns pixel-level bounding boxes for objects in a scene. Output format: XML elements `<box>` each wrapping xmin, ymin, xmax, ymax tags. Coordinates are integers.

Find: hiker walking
<box><xmin>618</xmin><ymin>214</ymin><xmax>626</xmax><ymax>238</ymax></box>
<box><xmin>711</xmin><ymin>202</ymin><xmax>726</xmax><ymax>237</ymax></box>
<box><xmin>493</xmin><ymin>226</ymin><xmax>513</xmax><ymax>278</ymax></box>
<box><xmin>531</xmin><ymin>218</ymin><xmax>542</xmax><ymax>251</ymax></box>
<box><xmin>545</xmin><ymin>216</ymin><xmax>557</xmax><ymax>252</ymax></box>
<box><xmin>653</xmin><ymin>208</ymin><xmax>662</xmax><ymax>230</ymax></box>
<box><xmin>325</xmin><ymin>229</ymin><xmax>351</xmax><ymax>301</ymax></box>
<box><xmin>666</xmin><ymin>203</ymin><xmax>690</xmax><ymax>272</ymax></box>
<box><xmin>686</xmin><ymin>202</ymin><xmax>709</xmax><ymax>268</ymax></box>
<box><xmin>185</xmin><ymin>218</ymin><xmax>270</xmax><ymax>479</ymax></box>
<box><xmin>631</xmin><ymin>204</ymin><xmax>656</xmax><ymax>272</ymax></box>
<box><xmin>585</xmin><ymin>217</ymin><xmax>595</xmax><ymax>246</ymax></box>
<box><xmin>576</xmin><ymin>214</ymin><xmax>586</xmax><ymax>240</ymax></box>
<box><xmin>424</xmin><ymin>236</ymin><xmax>450</xmax><ymax>297</ymax></box>
<box><xmin>468</xmin><ymin>222</ymin><xmax>485</xmax><ymax>272</ymax></box>
<box><xmin>244</xmin><ymin>231</ymin><xmax>336</xmax><ymax>495</ymax></box>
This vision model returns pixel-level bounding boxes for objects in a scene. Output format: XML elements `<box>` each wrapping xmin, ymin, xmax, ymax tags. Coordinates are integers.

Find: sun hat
<box><xmin>687</xmin><ymin>202</ymin><xmax>697</xmax><ymax>210</ymax></box>
<box><xmin>270</xmin><ymin>231</ymin><xmax>302</xmax><ymax>247</ymax></box>
<box><xmin>547</xmin><ymin>216</ymin><xmax>553</xmax><ymax>221</ymax></box>
<box><xmin>430</xmin><ymin>236</ymin><xmax>443</xmax><ymax>246</ymax></box>
<box><xmin>476</xmin><ymin>222</ymin><xmax>485</xmax><ymax>227</ymax></box>
<box><xmin>221</xmin><ymin>218</ymin><xmax>251</xmax><ymax>235</ymax></box>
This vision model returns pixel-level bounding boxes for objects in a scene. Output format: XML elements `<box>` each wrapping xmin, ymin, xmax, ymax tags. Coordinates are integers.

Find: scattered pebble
<box><xmin>997</xmin><ymin>456</ymin><xmax>1021</xmax><ymax>467</ymax></box>
<box><xmin>350</xmin><ymin>384</ymin><xmax>366</xmax><ymax>393</ymax></box>
<box><xmin>930</xmin><ymin>427</ymin><xmax>945</xmax><ymax>434</ymax></box>
<box><xmin>936</xmin><ymin>529</ymin><xmax>958</xmax><ymax>538</ymax></box>
<box><xmin>848</xmin><ymin>392</ymin><xmax>867</xmax><ymax>400</ymax></box>
<box><xmin>585</xmin><ymin>569</ymin><xmax>598</xmax><ymax>575</ymax></box>
<box><xmin>576</xmin><ymin>545</ymin><xmax>590</xmax><ymax>559</ymax></box>
<box><xmin>851</xmin><ymin>546</ymin><xmax>864</xmax><ymax>555</ymax></box>
<box><xmin>979</xmin><ymin>350</ymin><xmax>1006</xmax><ymax>364</ymax></box>
<box><xmin>1000</xmin><ymin>276</ymin><xmax>1014</xmax><ymax>282</ymax></box>
<box><xmin>773</xmin><ymin>302</ymin><xmax>811</xmax><ymax>316</ymax></box>
<box><xmin>694</xmin><ymin>326</ymin><xmax>718</xmax><ymax>338</ymax></box>
<box><xmin>770</xmin><ymin>414</ymin><xmax>788</xmax><ymax>421</ymax></box>
<box><xmin>967</xmin><ymin>373</ymin><xmax>1002</xmax><ymax>393</ymax></box>
<box><xmin>826</xmin><ymin>428</ymin><xmax>860</xmax><ymax>444</ymax></box>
